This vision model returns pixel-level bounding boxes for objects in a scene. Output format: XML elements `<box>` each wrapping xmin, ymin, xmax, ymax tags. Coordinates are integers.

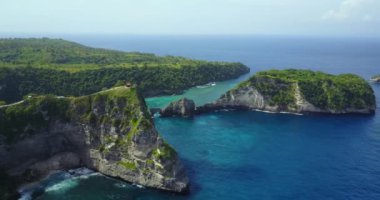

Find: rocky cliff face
<box><xmin>199</xmin><ymin>70</ymin><xmax>376</xmax><ymax>114</ymax></box>
<box><xmin>371</xmin><ymin>76</ymin><xmax>380</xmax><ymax>83</ymax></box>
<box><xmin>160</xmin><ymin>98</ymin><xmax>196</xmax><ymax>117</ymax></box>
<box><xmin>0</xmin><ymin>87</ymin><xmax>189</xmax><ymax>199</ymax></box>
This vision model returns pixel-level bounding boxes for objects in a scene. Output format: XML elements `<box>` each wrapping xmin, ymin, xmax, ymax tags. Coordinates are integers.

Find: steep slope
<box><xmin>199</xmin><ymin>69</ymin><xmax>376</xmax><ymax>114</ymax></box>
<box><xmin>0</xmin><ymin>86</ymin><xmax>189</xmax><ymax>199</ymax></box>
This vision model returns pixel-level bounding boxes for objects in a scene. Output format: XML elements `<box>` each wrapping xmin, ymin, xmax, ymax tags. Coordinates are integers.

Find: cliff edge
<box><xmin>371</xmin><ymin>75</ymin><xmax>380</xmax><ymax>83</ymax></box>
<box><xmin>199</xmin><ymin>69</ymin><xmax>376</xmax><ymax>114</ymax></box>
<box><xmin>0</xmin><ymin>86</ymin><xmax>189</xmax><ymax>199</ymax></box>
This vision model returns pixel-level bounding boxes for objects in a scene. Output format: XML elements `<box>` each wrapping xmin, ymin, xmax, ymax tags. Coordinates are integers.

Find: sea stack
<box><xmin>160</xmin><ymin>98</ymin><xmax>196</xmax><ymax>117</ymax></box>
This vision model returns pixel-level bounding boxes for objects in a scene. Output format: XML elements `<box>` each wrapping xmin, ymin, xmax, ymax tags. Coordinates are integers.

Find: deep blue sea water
<box><xmin>29</xmin><ymin>35</ymin><xmax>380</xmax><ymax>200</ymax></box>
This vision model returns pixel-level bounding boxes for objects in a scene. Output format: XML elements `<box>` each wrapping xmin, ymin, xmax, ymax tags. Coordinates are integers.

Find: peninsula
<box><xmin>198</xmin><ymin>69</ymin><xmax>376</xmax><ymax>114</ymax></box>
<box><xmin>0</xmin><ymin>38</ymin><xmax>249</xmax><ymax>103</ymax></box>
<box><xmin>0</xmin><ymin>86</ymin><xmax>189</xmax><ymax>199</ymax></box>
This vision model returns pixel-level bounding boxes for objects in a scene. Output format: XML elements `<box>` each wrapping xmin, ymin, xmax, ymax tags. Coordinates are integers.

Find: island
<box><xmin>0</xmin><ymin>86</ymin><xmax>189</xmax><ymax>199</ymax></box>
<box><xmin>371</xmin><ymin>75</ymin><xmax>380</xmax><ymax>83</ymax></box>
<box><xmin>198</xmin><ymin>69</ymin><xmax>376</xmax><ymax>114</ymax></box>
<box><xmin>160</xmin><ymin>98</ymin><xmax>196</xmax><ymax>117</ymax></box>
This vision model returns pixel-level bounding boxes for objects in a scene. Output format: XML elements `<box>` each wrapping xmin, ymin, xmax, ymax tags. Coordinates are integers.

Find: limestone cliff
<box><xmin>199</xmin><ymin>69</ymin><xmax>376</xmax><ymax>114</ymax></box>
<box><xmin>0</xmin><ymin>86</ymin><xmax>189</xmax><ymax>199</ymax></box>
<box><xmin>371</xmin><ymin>75</ymin><xmax>380</xmax><ymax>83</ymax></box>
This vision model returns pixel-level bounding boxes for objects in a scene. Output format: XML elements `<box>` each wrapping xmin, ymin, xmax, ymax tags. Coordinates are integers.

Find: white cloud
<box><xmin>322</xmin><ymin>0</ymin><xmax>373</xmax><ymax>21</ymax></box>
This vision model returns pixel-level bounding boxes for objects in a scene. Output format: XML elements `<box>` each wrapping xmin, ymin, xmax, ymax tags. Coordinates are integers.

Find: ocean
<box><xmin>26</xmin><ymin>35</ymin><xmax>380</xmax><ymax>200</ymax></box>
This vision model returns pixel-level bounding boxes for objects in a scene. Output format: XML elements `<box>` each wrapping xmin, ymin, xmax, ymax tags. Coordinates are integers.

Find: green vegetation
<box><xmin>0</xmin><ymin>95</ymin><xmax>71</xmax><ymax>143</ymax></box>
<box><xmin>238</xmin><ymin>74</ymin><xmax>296</xmax><ymax>107</ymax></box>
<box><xmin>239</xmin><ymin>69</ymin><xmax>376</xmax><ymax>110</ymax></box>
<box><xmin>0</xmin><ymin>38</ymin><xmax>249</xmax><ymax>103</ymax></box>
<box><xmin>0</xmin><ymin>86</ymin><xmax>182</xmax><ymax>195</ymax></box>
<box><xmin>152</xmin><ymin>142</ymin><xmax>176</xmax><ymax>160</ymax></box>
<box><xmin>0</xmin><ymin>86</ymin><xmax>150</xmax><ymax>144</ymax></box>
<box><xmin>118</xmin><ymin>161</ymin><xmax>137</xmax><ymax>171</ymax></box>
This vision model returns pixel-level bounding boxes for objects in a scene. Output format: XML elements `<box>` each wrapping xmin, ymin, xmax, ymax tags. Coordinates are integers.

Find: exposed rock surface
<box><xmin>371</xmin><ymin>76</ymin><xmax>380</xmax><ymax>83</ymax></box>
<box><xmin>160</xmin><ymin>98</ymin><xmax>196</xmax><ymax>117</ymax></box>
<box><xmin>0</xmin><ymin>86</ymin><xmax>189</xmax><ymax>199</ymax></box>
<box><xmin>198</xmin><ymin>70</ymin><xmax>376</xmax><ymax>114</ymax></box>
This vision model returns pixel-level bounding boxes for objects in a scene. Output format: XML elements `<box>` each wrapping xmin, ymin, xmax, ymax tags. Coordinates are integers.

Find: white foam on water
<box><xmin>196</xmin><ymin>82</ymin><xmax>216</xmax><ymax>89</ymax></box>
<box><xmin>18</xmin><ymin>168</ymin><xmax>98</xmax><ymax>199</ymax></box>
<box><xmin>18</xmin><ymin>192</ymin><xmax>32</xmax><ymax>200</ymax></box>
<box><xmin>43</xmin><ymin>171</ymin><xmax>99</xmax><ymax>194</ymax></box>
<box><xmin>44</xmin><ymin>179</ymin><xmax>79</xmax><ymax>193</ymax></box>
<box><xmin>114</xmin><ymin>182</ymin><xmax>128</xmax><ymax>188</ymax></box>
<box><xmin>251</xmin><ymin>109</ymin><xmax>304</xmax><ymax>116</ymax></box>
<box><xmin>132</xmin><ymin>183</ymin><xmax>145</xmax><ymax>189</ymax></box>
<box><xmin>68</xmin><ymin>167</ymin><xmax>95</xmax><ymax>176</ymax></box>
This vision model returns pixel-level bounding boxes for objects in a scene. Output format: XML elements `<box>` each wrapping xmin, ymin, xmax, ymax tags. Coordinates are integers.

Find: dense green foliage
<box><xmin>0</xmin><ymin>86</ymin><xmax>167</xmax><ymax>196</ymax></box>
<box><xmin>0</xmin><ymin>38</ymin><xmax>249</xmax><ymax>103</ymax></box>
<box><xmin>0</xmin><ymin>38</ymin><xmax>205</xmax><ymax>70</ymax></box>
<box><xmin>0</xmin><ymin>95</ymin><xmax>70</xmax><ymax>143</ymax></box>
<box><xmin>0</xmin><ymin>86</ymin><xmax>151</xmax><ymax>144</ymax></box>
<box><xmin>240</xmin><ymin>69</ymin><xmax>376</xmax><ymax>110</ymax></box>
<box><xmin>242</xmin><ymin>75</ymin><xmax>296</xmax><ymax>107</ymax></box>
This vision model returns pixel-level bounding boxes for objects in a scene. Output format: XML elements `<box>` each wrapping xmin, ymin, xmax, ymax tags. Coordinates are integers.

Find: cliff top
<box><xmin>235</xmin><ymin>69</ymin><xmax>375</xmax><ymax>111</ymax></box>
<box><xmin>0</xmin><ymin>85</ymin><xmax>189</xmax><ymax>196</ymax></box>
<box><xmin>238</xmin><ymin>69</ymin><xmax>366</xmax><ymax>86</ymax></box>
<box><xmin>0</xmin><ymin>86</ymin><xmax>147</xmax><ymax>143</ymax></box>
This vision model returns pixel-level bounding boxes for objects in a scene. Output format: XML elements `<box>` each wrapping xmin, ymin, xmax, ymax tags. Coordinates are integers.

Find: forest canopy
<box><xmin>239</xmin><ymin>69</ymin><xmax>375</xmax><ymax>110</ymax></box>
<box><xmin>0</xmin><ymin>38</ymin><xmax>249</xmax><ymax>103</ymax></box>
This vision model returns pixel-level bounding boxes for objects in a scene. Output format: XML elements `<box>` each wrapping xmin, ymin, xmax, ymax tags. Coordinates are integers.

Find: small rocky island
<box><xmin>0</xmin><ymin>86</ymin><xmax>189</xmax><ymax>199</ymax></box>
<box><xmin>371</xmin><ymin>75</ymin><xmax>380</xmax><ymax>83</ymax></box>
<box><xmin>160</xmin><ymin>98</ymin><xmax>196</xmax><ymax>117</ymax></box>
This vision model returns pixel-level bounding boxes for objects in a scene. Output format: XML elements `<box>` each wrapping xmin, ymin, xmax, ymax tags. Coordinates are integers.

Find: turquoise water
<box><xmin>33</xmin><ymin>36</ymin><xmax>380</xmax><ymax>200</ymax></box>
<box><xmin>145</xmin><ymin>75</ymin><xmax>250</xmax><ymax>108</ymax></box>
<box><xmin>68</xmin><ymin>35</ymin><xmax>380</xmax><ymax>108</ymax></box>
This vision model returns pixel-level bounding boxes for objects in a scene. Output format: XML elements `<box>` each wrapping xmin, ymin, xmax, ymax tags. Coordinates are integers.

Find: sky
<box><xmin>1</xmin><ymin>0</ymin><xmax>379</xmax><ymax>37</ymax></box>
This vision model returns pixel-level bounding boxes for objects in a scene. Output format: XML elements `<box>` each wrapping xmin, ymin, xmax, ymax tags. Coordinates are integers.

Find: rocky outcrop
<box><xmin>160</xmin><ymin>98</ymin><xmax>196</xmax><ymax>117</ymax></box>
<box><xmin>0</xmin><ymin>86</ymin><xmax>189</xmax><ymax>198</ymax></box>
<box><xmin>371</xmin><ymin>76</ymin><xmax>380</xmax><ymax>83</ymax></box>
<box><xmin>198</xmin><ymin>70</ymin><xmax>376</xmax><ymax>114</ymax></box>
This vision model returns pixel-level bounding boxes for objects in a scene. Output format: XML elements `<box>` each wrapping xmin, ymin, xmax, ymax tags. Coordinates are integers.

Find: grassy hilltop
<box><xmin>238</xmin><ymin>69</ymin><xmax>375</xmax><ymax>111</ymax></box>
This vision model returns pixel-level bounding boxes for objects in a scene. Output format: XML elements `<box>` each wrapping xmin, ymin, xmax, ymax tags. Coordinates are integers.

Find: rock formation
<box><xmin>371</xmin><ymin>75</ymin><xmax>380</xmax><ymax>83</ymax></box>
<box><xmin>160</xmin><ymin>98</ymin><xmax>196</xmax><ymax>117</ymax></box>
<box><xmin>0</xmin><ymin>86</ymin><xmax>189</xmax><ymax>199</ymax></box>
<box><xmin>198</xmin><ymin>69</ymin><xmax>376</xmax><ymax>114</ymax></box>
